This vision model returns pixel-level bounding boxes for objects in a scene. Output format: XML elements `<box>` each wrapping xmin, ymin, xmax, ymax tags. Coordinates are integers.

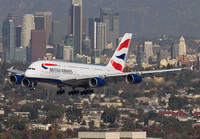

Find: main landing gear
<box><xmin>57</xmin><ymin>86</ymin><xmax>65</xmax><ymax>95</ymax></box>
<box><xmin>68</xmin><ymin>89</ymin><xmax>94</xmax><ymax>95</ymax></box>
<box><xmin>56</xmin><ymin>87</ymin><xmax>94</xmax><ymax>95</ymax></box>
<box><xmin>80</xmin><ymin>89</ymin><xmax>94</xmax><ymax>95</ymax></box>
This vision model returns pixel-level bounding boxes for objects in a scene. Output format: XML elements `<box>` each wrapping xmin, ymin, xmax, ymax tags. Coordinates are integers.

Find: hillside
<box><xmin>1</xmin><ymin>0</ymin><xmax>200</xmax><ymax>37</ymax></box>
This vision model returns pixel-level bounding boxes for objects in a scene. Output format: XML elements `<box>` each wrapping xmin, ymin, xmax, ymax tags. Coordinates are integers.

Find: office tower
<box><xmin>7</xmin><ymin>13</ymin><xmax>18</xmax><ymax>25</ymax></box>
<box><xmin>179</xmin><ymin>35</ymin><xmax>186</xmax><ymax>56</ymax></box>
<box><xmin>34</xmin><ymin>12</ymin><xmax>52</xmax><ymax>44</ymax></box>
<box><xmin>82</xmin><ymin>37</ymin><xmax>91</xmax><ymax>56</ymax></box>
<box><xmin>51</xmin><ymin>21</ymin><xmax>62</xmax><ymax>45</ymax></box>
<box><xmin>152</xmin><ymin>44</ymin><xmax>161</xmax><ymax>56</ymax></box>
<box><xmin>137</xmin><ymin>52</ymin><xmax>146</xmax><ymax>67</ymax></box>
<box><xmin>88</xmin><ymin>18</ymin><xmax>101</xmax><ymax>50</ymax></box>
<box><xmin>95</xmin><ymin>22</ymin><xmax>106</xmax><ymax>52</ymax></box>
<box><xmin>2</xmin><ymin>19</ymin><xmax>16</xmax><ymax>61</ymax></box>
<box><xmin>63</xmin><ymin>46</ymin><xmax>73</xmax><ymax>61</ymax></box>
<box><xmin>68</xmin><ymin>0</ymin><xmax>82</xmax><ymax>56</ymax></box>
<box><xmin>100</xmin><ymin>8</ymin><xmax>119</xmax><ymax>49</ymax></box>
<box><xmin>143</xmin><ymin>41</ymin><xmax>153</xmax><ymax>60</ymax></box>
<box><xmin>15</xmin><ymin>47</ymin><xmax>27</xmax><ymax>62</ymax></box>
<box><xmin>171</xmin><ymin>42</ymin><xmax>179</xmax><ymax>59</ymax></box>
<box><xmin>158</xmin><ymin>49</ymin><xmax>168</xmax><ymax>60</ymax></box>
<box><xmin>56</xmin><ymin>44</ymin><xmax>64</xmax><ymax>59</ymax></box>
<box><xmin>31</xmin><ymin>30</ymin><xmax>46</xmax><ymax>62</ymax></box>
<box><xmin>21</xmin><ymin>14</ymin><xmax>35</xmax><ymax>48</ymax></box>
<box><xmin>16</xmin><ymin>25</ymin><xmax>21</xmax><ymax>48</ymax></box>
<box><xmin>67</xmin><ymin>16</ymin><xmax>71</xmax><ymax>36</ymax></box>
<box><xmin>82</xmin><ymin>16</ymin><xmax>86</xmax><ymax>39</ymax></box>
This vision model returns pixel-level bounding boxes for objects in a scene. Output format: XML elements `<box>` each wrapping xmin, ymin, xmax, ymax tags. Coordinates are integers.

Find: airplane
<box><xmin>7</xmin><ymin>33</ymin><xmax>193</xmax><ymax>95</ymax></box>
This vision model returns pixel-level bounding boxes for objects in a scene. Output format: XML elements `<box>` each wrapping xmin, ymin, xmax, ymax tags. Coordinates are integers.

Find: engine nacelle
<box><xmin>89</xmin><ymin>77</ymin><xmax>106</xmax><ymax>87</ymax></box>
<box><xmin>9</xmin><ymin>75</ymin><xmax>23</xmax><ymax>85</ymax></box>
<box><xmin>21</xmin><ymin>78</ymin><xmax>37</xmax><ymax>88</ymax></box>
<box><xmin>125</xmin><ymin>74</ymin><xmax>142</xmax><ymax>84</ymax></box>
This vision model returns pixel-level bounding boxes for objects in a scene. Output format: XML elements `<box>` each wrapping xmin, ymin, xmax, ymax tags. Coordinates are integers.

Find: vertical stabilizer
<box><xmin>106</xmin><ymin>33</ymin><xmax>132</xmax><ymax>71</ymax></box>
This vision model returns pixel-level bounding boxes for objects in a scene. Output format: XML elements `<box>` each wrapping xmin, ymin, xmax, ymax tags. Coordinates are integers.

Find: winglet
<box><xmin>10</xmin><ymin>66</ymin><xmax>14</xmax><ymax>69</ymax></box>
<box><xmin>183</xmin><ymin>65</ymin><xmax>194</xmax><ymax>72</ymax></box>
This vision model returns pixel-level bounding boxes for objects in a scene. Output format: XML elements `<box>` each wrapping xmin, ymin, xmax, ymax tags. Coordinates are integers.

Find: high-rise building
<box><xmin>68</xmin><ymin>0</ymin><xmax>82</xmax><ymax>56</ymax></box>
<box><xmin>15</xmin><ymin>47</ymin><xmax>27</xmax><ymax>63</ymax></box>
<box><xmin>143</xmin><ymin>41</ymin><xmax>153</xmax><ymax>60</ymax></box>
<box><xmin>152</xmin><ymin>44</ymin><xmax>161</xmax><ymax>56</ymax></box>
<box><xmin>82</xmin><ymin>16</ymin><xmax>86</xmax><ymax>39</ymax></box>
<box><xmin>88</xmin><ymin>18</ymin><xmax>101</xmax><ymax>50</ymax></box>
<box><xmin>95</xmin><ymin>22</ymin><xmax>106</xmax><ymax>52</ymax></box>
<box><xmin>7</xmin><ymin>13</ymin><xmax>18</xmax><ymax>25</ymax></box>
<box><xmin>137</xmin><ymin>52</ymin><xmax>146</xmax><ymax>67</ymax></box>
<box><xmin>31</xmin><ymin>30</ymin><xmax>46</xmax><ymax>62</ymax></box>
<box><xmin>21</xmin><ymin>14</ymin><xmax>35</xmax><ymax>48</ymax></box>
<box><xmin>100</xmin><ymin>8</ymin><xmax>119</xmax><ymax>49</ymax></box>
<box><xmin>171</xmin><ymin>42</ymin><xmax>179</xmax><ymax>59</ymax></box>
<box><xmin>51</xmin><ymin>21</ymin><xmax>62</xmax><ymax>45</ymax></box>
<box><xmin>16</xmin><ymin>25</ymin><xmax>22</xmax><ymax>48</ymax></box>
<box><xmin>63</xmin><ymin>46</ymin><xmax>73</xmax><ymax>61</ymax></box>
<box><xmin>34</xmin><ymin>12</ymin><xmax>52</xmax><ymax>44</ymax></box>
<box><xmin>2</xmin><ymin>19</ymin><xmax>16</xmax><ymax>61</ymax></box>
<box><xmin>82</xmin><ymin>37</ymin><xmax>91</xmax><ymax>56</ymax></box>
<box><xmin>179</xmin><ymin>35</ymin><xmax>186</xmax><ymax>56</ymax></box>
<box><xmin>158</xmin><ymin>49</ymin><xmax>168</xmax><ymax>60</ymax></box>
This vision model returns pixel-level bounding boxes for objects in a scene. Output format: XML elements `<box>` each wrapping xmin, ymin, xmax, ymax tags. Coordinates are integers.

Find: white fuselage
<box><xmin>25</xmin><ymin>60</ymin><xmax>121</xmax><ymax>81</ymax></box>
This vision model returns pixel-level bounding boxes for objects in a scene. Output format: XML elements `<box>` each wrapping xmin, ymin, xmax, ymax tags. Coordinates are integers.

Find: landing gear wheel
<box><xmin>56</xmin><ymin>89</ymin><xmax>65</xmax><ymax>95</ymax></box>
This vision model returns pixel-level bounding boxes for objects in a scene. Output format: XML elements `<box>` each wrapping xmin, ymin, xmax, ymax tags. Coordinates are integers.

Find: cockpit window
<box><xmin>27</xmin><ymin>68</ymin><xmax>36</xmax><ymax>70</ymax></box>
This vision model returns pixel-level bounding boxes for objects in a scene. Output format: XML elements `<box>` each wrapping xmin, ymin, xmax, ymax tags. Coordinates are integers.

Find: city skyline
<box><xmin>0</xmin><ymin>1</ymin><xmax>200</xmax><ymax>37</ymax></box>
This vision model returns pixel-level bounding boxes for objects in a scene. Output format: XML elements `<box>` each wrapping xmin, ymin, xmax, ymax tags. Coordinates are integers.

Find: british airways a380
<box><xmin>7</xmin><ymin>33</ymin><xmax>192</xmax><ymax>95</ymax></box>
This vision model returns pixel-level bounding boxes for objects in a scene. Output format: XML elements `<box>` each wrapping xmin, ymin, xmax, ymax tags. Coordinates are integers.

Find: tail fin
<box><xmin>106</xmin><ymin>33</ymin><xmax>132</xmax><ymax>71</ymax></box>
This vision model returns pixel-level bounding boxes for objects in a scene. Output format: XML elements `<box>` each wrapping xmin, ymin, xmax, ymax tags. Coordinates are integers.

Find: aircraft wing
<box><xmin>7</xmin><ymin>67</ymin><xmax>25</xmax><ymax>75</ymax></box>
<box><xmin>59</xmin><ymin>66</ymin><xmax>193</xmax><ymax>86</ymax></box>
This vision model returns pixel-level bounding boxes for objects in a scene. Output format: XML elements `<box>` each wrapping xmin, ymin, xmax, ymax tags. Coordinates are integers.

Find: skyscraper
<box><xmin>158</xmin><ymin>49</ymin><xmax>168</xmax><ymax>60</ymax></box>
<box><xmin>88</xmin><ymin>18</ymin><xmax>101</xmax><ymax>50</ymax></box>
<box><xmin>179</xmin><ymin>35</ymin><xmax>186</xmax><ymax>56</ymax></box>
<box><xmin>69</xmin><ymin>0</ymin><xmax>82</xmax><ymax>56</ymax></box>
<box><xmin>31</xmin><ymin>30</ymin><xmax>46</xmax><ymax>62</ymax></box>
<box><xmin>34</xmin><ymin>12</ymin><xmax>52</xmax><ymax>44</ymax></box>
<box><xmin>21</xmin><ymin>14</ymin><xmax>35</xmax><ymax>48</ymax></box>
<box><xmin>143</xmin><ymin>41</ymin><xmax>153</xmax><ymax>60</ymax></box>
<box><xmin>2</xmin><ymin>19</ymin><xmax>16</xmax><ymax>61</ymax></box>
<box><xmin>16</xmin><ymin>25</ymin><xmax>22</xmax><ymax>48</ymax></box>
<box><xmin>100</xmin><ymin>8</ymin><xmax>119</xmax><ymax>49</ymax></box>
<box><xmin>171</xmin><ymin>42</ymin><xmax>179</xmax><ymax>59</ymax></box>
<box><xmin>7</xmin><ymin>13</ymin><xmax>18</xmax><ymax>25</ymax></box>
<box><xmin>95</xmin><ymin>22</ymin><xmax>106</xmax><ymax>52</ymax></box>
<box><xmin>51</xmin><ymin>21</ymin><xmax>62</xmax><ymax>45</ymax></box>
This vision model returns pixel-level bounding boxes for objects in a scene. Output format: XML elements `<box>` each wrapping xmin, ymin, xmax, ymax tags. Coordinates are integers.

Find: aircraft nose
<box><xmin>25</xmin><ymin>70</ymin><xmax>31</xmax><ymax>77</ymax></box>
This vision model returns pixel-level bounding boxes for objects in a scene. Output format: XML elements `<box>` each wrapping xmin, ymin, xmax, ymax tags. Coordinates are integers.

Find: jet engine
<box><xmin>89</xmin><ymin>77</ymin><xmax>106</xmax><ymax>87</ymax></box>
<box><xmin>21</xmin><ymin>78</ymin><xmax>37</xmax><ymax>89</ymax></box>
<box><xmin>125</xmin><ymin>74</ymin><xmax>142</xmax><ymax>84</ymax></box>
<box><xmin>9</xmin><ymin>75</ymin><xmax>23</xmax><ymax>85</ymax></box>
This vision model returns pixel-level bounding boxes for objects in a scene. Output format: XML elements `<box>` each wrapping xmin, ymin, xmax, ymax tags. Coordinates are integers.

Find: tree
<box><xmin>13</xmin><ymin>120</ymin><xmax>26</xmax><ymax>131</ymax></box>
<box><xmin>20</xmin><ymin>103</ymin><xmax>38</xmax><ymax>120</ymax></box>
<box><xmin>101</xmin><ymin>108</ymin><xmax>119</xmax><ymax>124</ymax></box>
<box><xmin>65</xmin><ymin>107</ymin><xmax>82</xmax><ymax>124</ymax></box>
<box><xmin>168</xmin><ymin>96</ymin><xmax>188</xmax><ymax>110</ymax></box>
<box><xmin>46</xmin><ymin>110</ymin><xmax>62</xmax><ymax>123</ymax></box>
<box><xmin>89</xmin><ymin>120</ymin><xmax>94</xmax><ymax>130</ymax></box>
<box><xmin>122</xmin><ymin>119</ymin><xmax>135</xmax><ymax>131</ymax></box>
<box><xmin>33</xmin><ymin>102</ymin><xmax>42</xmax><ymax>110</ymax></box>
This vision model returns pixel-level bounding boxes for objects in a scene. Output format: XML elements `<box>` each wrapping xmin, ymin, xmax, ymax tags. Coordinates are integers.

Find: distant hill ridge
<box><xmin>1</xmin><ymin>0</ymin><xmax>200</xmax><ymax>37</ymax></box>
